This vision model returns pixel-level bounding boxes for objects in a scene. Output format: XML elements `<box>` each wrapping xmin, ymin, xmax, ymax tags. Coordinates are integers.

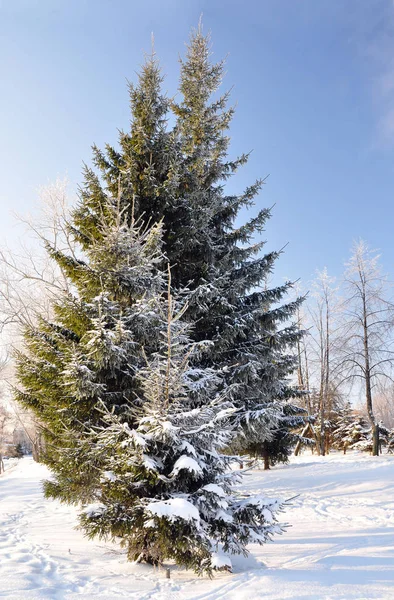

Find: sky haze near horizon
<box><xmin>2</xmin><ymin>0</ymin><xmax>394</xmax><ymax>289</ymax></box>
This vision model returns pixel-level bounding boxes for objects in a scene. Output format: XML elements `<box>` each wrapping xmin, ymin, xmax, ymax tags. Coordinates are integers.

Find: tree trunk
<box><xmin>315</xmin><ymin>431</ymin><xmax>321</xmax><ymax>456</ymax></box>
<box><xmin>294</xmin><ymin>422</ymin><xmax>310</xmax><ymax>456</ymax></box>
<box><xmin>323</xmin><ymin>297</ymin><xmax>330</xmax><ymax>454</ymax></box>
<box><xmin>372</xmin><ymin>422</ymin><xmax>379</xmax><ymax>457</ymax></box>
<box><xmin>319</xmin><ymin>412</ymin><xmax>325</xmax><ymax>456</ymax></box>
<box><xmin>32</xmin><ymin>444</ymin><xmax>40</xmax><ymax>462</ymax></box>
<box><xmin>319</xmin><ymin>311</ymin><xmax>326</xmax><ymax>456</ymax></box>
<box><xmin>297</xmin><ymin>334</ymin><xmax>304</xmax><ymax>391</ymax></box>
<box><xmin>263</xmin><ymin>451</ymin><xmax>270</xmax><ymax>471</ymax></box>
<box><xmin>362</xmin><ymin>291</ymin><xmax>379</xmax><ymax>456</ymax></box>
<box><xmin>303</xmin><ymin>343</ymin><xmax>311</xmax><ymax>413</ymax></box>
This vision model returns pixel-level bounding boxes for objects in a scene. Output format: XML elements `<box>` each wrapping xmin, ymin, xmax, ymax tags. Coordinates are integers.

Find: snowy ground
<box><xmin>1</xmin><ymin>453</ymin><xmax>394</xmax><ymax>600</ymax></box>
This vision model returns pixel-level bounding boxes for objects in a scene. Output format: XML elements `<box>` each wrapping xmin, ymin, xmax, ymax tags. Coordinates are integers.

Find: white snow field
<box><xmin>1</xmin><ymin>453</ymin><xmax>394</xmax><ymax>600</ymax></box>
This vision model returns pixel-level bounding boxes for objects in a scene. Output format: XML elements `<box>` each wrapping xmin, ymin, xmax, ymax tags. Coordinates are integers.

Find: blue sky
<box><xmin>1</xmin><ymin>0</ymin><xmax>394</xmax><ymax>288</ymax></box>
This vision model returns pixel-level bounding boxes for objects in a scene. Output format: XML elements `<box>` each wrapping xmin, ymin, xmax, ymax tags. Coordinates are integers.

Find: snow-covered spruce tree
<box><xmin>244</xmin><ymin>404</ymin><xmax>312</xmax><ymax>469</ymax></box>
<box><xmin>75</xmin><ymin>274</ymin><xmax>284</xmax><ymax>574</ymax></box>
<box><xmin>76</xmin><ymin>26</ymin><xmax>304</xmax><ymax>452</ymax></box>
<box><xmin>310</xmin><ymin>391</ymin><xmax>348</xmax><ymax>455</ymax></box>
<box><xmin>352</xmin><ymin>421</ymin><xmax>390</xmax><ymax>454</ymax></box>
<box><xmin>332</xmin><ymin>400</ymin><xmax>354</xmax><ymax>446</ymax></box>
<box><xmin>14</xmin><ymin>195</ymin><xmax>166</xmax><ymax>503</ymax></box>
<box><xmin>332</xmin><ymin>412</ymin><xmax>373</xmax><ymax>454</ymax></box>
<box><xmin>387</xmin><ymin>429</ymin><xmax>394</xmax><ymax>453</ymax></box>
<box><xmin>14</xmin><ymin>193</ymin><xmax>284</xmax><ymax>571</ymax></box>
<box><xmin>72</xmin><ymin>52</ymin><xmax>177</xmax><ymax>254</ymax></box>
<box><xmin>171</xmin><ymin>26</ymin><xmax>306</xmax><ymax>451</ymax></box>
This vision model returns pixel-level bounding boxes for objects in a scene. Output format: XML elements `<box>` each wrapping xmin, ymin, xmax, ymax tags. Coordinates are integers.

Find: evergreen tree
<box><xmin>14</xmin><ymin>443</ymin><xmax>24</xmax><ymax>458</ymax></box>
<box><xmin>15</xmin><ymin>196</ymin><xmax>166</xmax><ymax>503</ymax></box>
<box><xmin>70</xmin><ymin>26</ymin><xmax>303</xmax><ymax>449</ymax></box>
<box><xmin>331</xmin><ymin>411</ymin><xmax>390</xmax><ymax>454</ymax></box>
<box><xmin>15</xmin><ymin>194</ymin><xmax>284</xmax><ymax>572</ymax></box>
<box><xmin>355</xmin><ymin>421</ymin><xmax>390</xmax><ymax>454</ymax></box>
<box><xmin>76</xmin><ymin>276</ymin><xmax>284</xmax><ymax>574</ymax></box>
<box><xmin>72</xmin><ymin>52</ymin><xmax>174</xmax><ymax>250</ymax></box>
<box><xmin>172</xmin><ymin>26</ymin><xmax>303</xmax><ymax>444</ymax></box>
<box><xmin>331</xmin><ymin>402</ymin><xmax>354</xmax><ymax>453</ymax></box>
<box><xmin>311</xmin><ymin>392</ymin><xmax>347</xmax><ymax>455</ymax></box>
<box><xmin>243</xmin><ymin>404</ymin><xmax>311</xmax><ymax>469</ymax></box>
<box><xmin>387</xmin><ymin>428</ymin><xmax>394</xmax><ymax>454</ymax></box>
<box><xmin>14</xmin><ymin>27</ymin><xmax>300</xmax><ymax>570</ymax></box>
<box><xmin>332</xmin><ymin>412</ymin><xmax>367</xmax><ymax>453</ymax></box>
<box><xmin>267</xmin><ymin>405</ymin><xmax>313</xmax><ymax>468</ymax></box>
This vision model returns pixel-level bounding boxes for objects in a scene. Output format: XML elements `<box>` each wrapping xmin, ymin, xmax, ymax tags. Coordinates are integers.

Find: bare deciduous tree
<box><xmin>338</xmin><ymin>240</ymin><xmax>394</xmax><ymax>456</ymax></box>
<box><xmin>0</xmin><ymin>178</ymin><xmax>75</xmax><ymax>334</ymax></box>
<box><xmin>0</xmin><ymin>404</ymin><xmax>12</xmax><ymax>474</ymax></box>
<box><xmin>10</xmin><ymin>406</ymin><xmax>44</xmax><ymax>461</ymax></box>
<box><xmin>0</xmin><ymin>179</ymin><xmax>75</xmax><ymax>461</ymax></box>
<box><xmin>295</xmin><ymin>301</ymin><xmax>311</xmax><ymax>401</ymax></box>
<box><xmin>308</xmin><ymin>268</ymin><xmax>342</xmax><ymax>455</ymax></box>
<box><xmin>368</xmin><ymin>384</ymin><xmax>394</xmax><ymax>429</ymax></box>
